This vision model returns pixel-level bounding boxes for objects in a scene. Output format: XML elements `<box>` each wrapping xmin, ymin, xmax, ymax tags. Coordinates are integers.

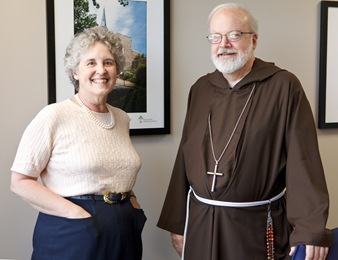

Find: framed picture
<box><xmin>46</xmin><ymin>0</ymin><xmax>170</xmax><ymax>135</ymax></box>
<box><xmin>318</xmin><ymin>1</ymin><xmax>338</xmax><ymax>128</ymax></box>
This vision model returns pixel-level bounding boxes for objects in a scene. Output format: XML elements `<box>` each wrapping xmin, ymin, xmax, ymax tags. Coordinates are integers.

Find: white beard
<box><xmin>211</xmin><ymin>43</ymin><xmax>254</xmax><ymax>74</ymax></box>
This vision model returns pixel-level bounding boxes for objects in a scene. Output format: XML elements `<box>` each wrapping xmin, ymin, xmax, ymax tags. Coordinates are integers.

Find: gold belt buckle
<box><xmin>121</xmin><ymin>192</ymin><xmax>127</xmax><ymax>201</ymax></box>
<box><xmin>103</xmin><ymin>191</ymin><xmax>128</xmax><ymax>204</ymax></box>
<box><xmin>103</xmin><ymin>191</ymin><xmax>115</xmax><ymax>204</ymax></box>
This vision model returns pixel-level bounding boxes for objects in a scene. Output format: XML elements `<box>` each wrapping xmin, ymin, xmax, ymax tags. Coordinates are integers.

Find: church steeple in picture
<box><xmin>101</xmin><ymin>7</ymin><xmax>107</xmax><ymax>27</ymax></box>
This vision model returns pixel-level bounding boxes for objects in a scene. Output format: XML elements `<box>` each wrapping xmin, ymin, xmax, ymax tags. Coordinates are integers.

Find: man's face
<box><xmin>209</xmin><ymin>9</ymin><xmax>257</xmax><ymax>75</ymax></box>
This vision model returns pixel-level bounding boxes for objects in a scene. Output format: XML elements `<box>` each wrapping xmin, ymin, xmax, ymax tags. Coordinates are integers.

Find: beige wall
<box><xmin>1</xmin><ymin>0</ymin><xmax>337</xmax><ymax>259</ymax></box>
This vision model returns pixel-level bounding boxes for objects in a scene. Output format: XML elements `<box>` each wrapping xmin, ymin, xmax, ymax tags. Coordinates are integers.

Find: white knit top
<box><xmin>11</xmin><ymin>99</ymin><xmax>141</xmax><ymax>197</ymax></box>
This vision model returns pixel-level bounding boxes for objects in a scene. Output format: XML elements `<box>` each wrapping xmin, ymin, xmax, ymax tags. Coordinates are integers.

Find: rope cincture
<box><xmin>181</xmin><ymin>187</ymin><xmax>286</xmax><ymax>259</ymax></box>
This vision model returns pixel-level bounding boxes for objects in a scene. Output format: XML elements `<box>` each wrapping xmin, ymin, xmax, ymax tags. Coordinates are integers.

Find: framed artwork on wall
<box><xmin>46</xmin><ymin>0</ymin><xmax>170</xmax><ymax>135</ymax></box>
<box><xmin>318</xmin><ymin>1</ymin><xmax>338</xmax><ymax>128</ymax></box>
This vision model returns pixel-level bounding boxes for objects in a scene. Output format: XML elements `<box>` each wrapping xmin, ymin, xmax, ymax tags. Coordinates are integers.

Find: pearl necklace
<box><xmin>75</xmin><ymin>94</ymin><xmax>115</xmax><ymax>129</ymax></box>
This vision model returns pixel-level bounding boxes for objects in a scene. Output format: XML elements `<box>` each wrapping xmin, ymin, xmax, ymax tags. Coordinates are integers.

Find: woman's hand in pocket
<box><xmin>130</xmin><ymin>195</ymin><xmax>141</xmax><ymax>209</ymax></box>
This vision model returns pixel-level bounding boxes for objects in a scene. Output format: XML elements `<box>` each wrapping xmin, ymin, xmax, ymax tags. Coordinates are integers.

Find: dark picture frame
<box><xmin>318</xmin><ymin>1</ymin><xmax>338</xmax><ymax>128</ymax></box>
<box><xmin>46</xmin><ymin>0</ymin><xmax>170</xmax><ymax>135</ymax></box>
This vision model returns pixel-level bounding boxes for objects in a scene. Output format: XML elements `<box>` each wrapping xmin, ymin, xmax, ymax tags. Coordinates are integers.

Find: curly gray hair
<box><xmin>64</xmin><ymin>26</ymin><xmax>125</xmax><ymax>90</ymax></box>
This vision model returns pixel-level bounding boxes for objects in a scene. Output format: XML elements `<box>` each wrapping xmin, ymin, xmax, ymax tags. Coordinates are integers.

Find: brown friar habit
<box><xmin>157</xmin><ymin>58</ymin><xmax>331</xmax><ymax>259</ymax></box>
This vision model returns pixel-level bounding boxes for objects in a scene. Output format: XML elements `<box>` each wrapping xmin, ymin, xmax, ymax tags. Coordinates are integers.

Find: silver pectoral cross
<box><xmin>207</xmin><ymin>162</ymin><xmax>223</xmax><ymax>192</ymax></box>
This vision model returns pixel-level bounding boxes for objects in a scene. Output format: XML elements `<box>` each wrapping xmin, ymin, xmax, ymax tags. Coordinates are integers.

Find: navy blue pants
<box><xmin>31</xmin><ymin>197</ymin><xmax>147</xmax><ymax>260</ymax></box>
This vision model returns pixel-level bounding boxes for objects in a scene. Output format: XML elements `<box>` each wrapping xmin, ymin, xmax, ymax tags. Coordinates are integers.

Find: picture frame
<box><xmin>46</xmin><ymin>0</ymin><xmax>170</xmax><ymax>135</ymax></box>
<box><xmin>318</xmin><ymin>1</ymin><xmax>338</xmax><ymax>129</ymax></box>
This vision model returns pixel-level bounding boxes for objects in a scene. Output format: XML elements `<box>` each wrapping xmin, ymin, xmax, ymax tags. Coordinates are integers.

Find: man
<box><xmin>157</xmin><ymin>3</ymin><xmax>331</xmax><ymax>260</ymax></box>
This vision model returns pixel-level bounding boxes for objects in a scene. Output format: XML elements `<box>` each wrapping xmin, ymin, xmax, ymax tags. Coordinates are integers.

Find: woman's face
<box><xmin>73</xmin><ymin>41</ymin><xmax>117</xmax><ymax>98</ymax></box>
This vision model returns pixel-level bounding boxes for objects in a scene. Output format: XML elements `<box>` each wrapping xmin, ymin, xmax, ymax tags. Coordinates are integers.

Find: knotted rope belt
<box><xmin>182</xmin><ymin>187</ymin><xmax>286</xmax><ymax>260</ymax></box>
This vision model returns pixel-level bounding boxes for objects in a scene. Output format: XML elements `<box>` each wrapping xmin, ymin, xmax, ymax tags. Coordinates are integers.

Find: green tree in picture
<box><xmin>74</xmin><ymin>0</ymin><xmax>98</xmax><ymax>34</ymax></box>
<box><xmin>133</xmin><ymin>53</ymin><xmax>146</xmax><ymax>88</ymax></box>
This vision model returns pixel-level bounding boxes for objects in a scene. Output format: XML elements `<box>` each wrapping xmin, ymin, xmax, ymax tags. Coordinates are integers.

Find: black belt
<box><xmin>68</xmin><ymin>191</ymin><xmax>131</xmax><ymax>204</ymax></box>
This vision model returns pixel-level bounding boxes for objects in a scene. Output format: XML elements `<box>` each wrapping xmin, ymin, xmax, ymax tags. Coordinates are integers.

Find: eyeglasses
<box><xmin>206</xmin><ymin>31</ymin><xmax>254</xmax><ymax>44</ymax></box>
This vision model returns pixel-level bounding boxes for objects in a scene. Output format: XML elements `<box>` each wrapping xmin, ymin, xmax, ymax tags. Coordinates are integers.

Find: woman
<box><xmin>10</xmin><ymin>26</ymin><xmax>146</xmax><ymax>260</ymax></box>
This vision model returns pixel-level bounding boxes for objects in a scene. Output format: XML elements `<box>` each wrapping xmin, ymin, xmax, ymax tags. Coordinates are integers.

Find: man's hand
<box><xmin>290</xmin><ymin>245</ymin><xmax>329</xmax><ymax>260</ymax></box>
<box><xmin>171</xmin><ymin>233</ymin><xmax>184</xmax><ymax>257</ymax></box>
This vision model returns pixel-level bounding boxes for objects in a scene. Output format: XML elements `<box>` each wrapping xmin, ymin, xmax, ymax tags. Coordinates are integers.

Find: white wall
<box><xmin>1</xmin><ymin>0</ymin><xmax>338</xmax><ymax>259</ymax></box>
